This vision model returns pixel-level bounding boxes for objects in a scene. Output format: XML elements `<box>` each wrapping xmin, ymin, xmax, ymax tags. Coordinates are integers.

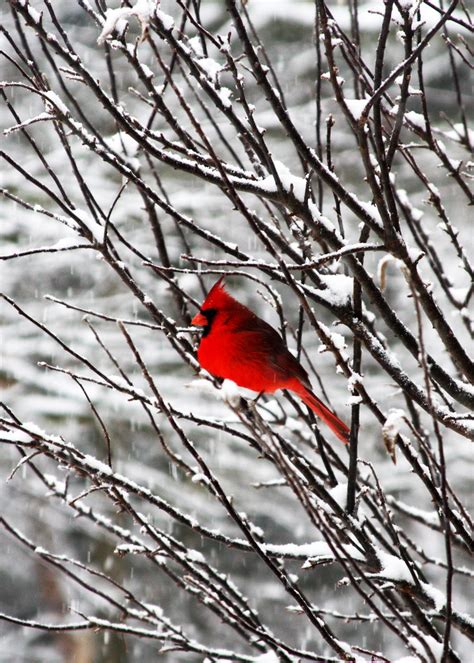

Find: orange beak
<box><xmin>192</xmin><ymin>312</ymin><xmax>207</xmax><ymax>326</ymax></box>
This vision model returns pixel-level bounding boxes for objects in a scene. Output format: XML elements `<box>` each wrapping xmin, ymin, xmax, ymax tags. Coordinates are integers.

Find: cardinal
<box><xmin>191</xmin><ymin>277</ymin><xmax>350</xmax><ymax>444</ymax></box>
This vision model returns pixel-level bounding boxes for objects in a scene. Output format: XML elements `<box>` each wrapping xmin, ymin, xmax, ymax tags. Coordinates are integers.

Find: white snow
<box><xmin>218</xmin><ymin>86</ymin><xmax>232</xmax><ymax>108</ymax></box>
<box><xmin>186</xmin><ymin>548</ymin><xmax>205</xmax><ymax>563</ymax></box>
<box><xmin>405</xmin><ymin>111</ymin><xmax>427</xmax><ymax>132</ymax></box>
<box><xmin>308</xmin><ymin>202</ymin><xmax>339</xmax><ymax>235</ymax></box>
<box><xmin>329</xmin><ymin>330</ymin><xmax>347</xmax><ymax>351</ymax></box>
<box><xmin>187</xmin><ymin>36</ymin><xmax>204</xmax><ymax>57</ymax></box>
<box><xmin>347</xmin><ymin>395</ymin><xmax>363</xmax><ymax>405</ymax></box>
<box><xmin>328</xmin><ymin>483</ymin><xmax>348</xmax><ymax>509</ymax></box>
<box><xmin>133</xmin><ymin>0</ymin><xmax>156</xmax><ymax>18</ymax></box>
<box><xmin>345</xmin><ymin>98</ymin><xmax>368</xmax><ymax>120</ymax></box>
<box><xmin>347</xmin><ymin>372</ymin><xmax>364</xmax><ymax>390</ymax></box>
<box><xmin>21</xmin><ymin>422</ymin><xmax>64</xmax><ymax>446</ymax></box>
<box><xmin>407</xmin><ymin>632</ymin><xmax>444</xmax><ymax>662</ymax></box>
<box><xmin>43</xmin><ymin>91</ymin><xmax>69</xmax><ymax>115</ymax></box>
<box><xmin>198</xmin><ymin>57</ymin><xmax>223</xmax><ymax>84</ymax></box>
<box><xmin>376</xmin><ymin>550</ymin><xmax>412</xmax><ymax>583</ymax></box>
<box><xmin>257</xmin><ymin>173</ymin><xmax>278</xmax><ymax>194</ymax></box>
<box><xmin>357</xmin><ymin>199</ymin><xmax>383</xmax><ymax>226</ymax></box>
<box><xmin>74</xmin><ymin>209</ymin><xmax>105</xmax><ymax>244</ymax></box>
<box><xmin>49</xmin><ymin>237</ymin><xmax>85</xmax><ymax>250</ymax></box>
<box><xmin>422</xmin><ymin>582</ymin><xmax>445</xmax><ymax>611</ymax></box>
<box><xmin>17</xmin><ymin>0</ymin><xmax>42</xmax><ymax>23</ymax></box>
<box><xmin>258</xmin><ymin>160</ymin><xmax>307</xmax><ymax>202</ymax></box>
<box><xmin>318</xmin><ymin>274</ymin><xmax>353</xmax><ymax>307</ymax></box>
<box><xmin>187</xmin><ymin>376</ymin><xmax>253</xmax><ymax>406</ymax></box>
<box><xmin>221</xmin><ymin>379</ymin><xmax>242</xmax><ymax>407</ymax></box>
<box><xmin>115</xmin><ymin>543</ymin><xmax>145</xmax><ymax>555</ymax></box>
<box><xmin>97</xmin><ymin>8</ymin><xmax>131</xmax><ymax>44</ymax></box>
<box><xmin>141</xmin><ymin>64</ymin><xmax>154</xmax><ymax>79</ymax></box>
<box><xmin>273</xmin><ymin>160</ymin><xmax>307</xmax><ymax>201</ymax></box>
<box><xmin>0</xmin><ymin>429</ymin><xmax>32</xmax><ymax>444</ymax></box>
<box><xmin>264</xmin><ymin>540</ymin><xmax>365</xmax><ymax>565</ymax></box>
<box><xmin>83</xmin><ymin>454</ymin><xmax>113</xmax><ymax>476</ymax></box>
<box><xmin>191</xmin><ymin>472</ymin><xmax>210</xmax><ymax>485</ymax></box>
<box><xmin>156</xmin><ymin>9</ymin><xmax>174</xmax><ymax>31</ymax></box>
<box><xmin>443</xmin><ymin>123</ymin><xmax>474</xmax><ymax>145</ymax></box>
<box><xmin>3</xmin><ymin>112</ymin><xmax>53</xmax><ymax>136</ymax></box>
<box><xmin>97</xmin><ymin>1</ymin><xmax>165</xmax><ymax>44</ymax></box>
<box><xmin>254</xmin><ymin>653</ymin><xmax>280</xmax><ymax>663</ymax></box>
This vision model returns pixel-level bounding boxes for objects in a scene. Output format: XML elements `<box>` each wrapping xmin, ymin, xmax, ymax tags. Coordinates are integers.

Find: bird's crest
<box><xmin>201</xmin><ymin>276</ymin><xmax>231</xmax><ymax>310</ymax></box>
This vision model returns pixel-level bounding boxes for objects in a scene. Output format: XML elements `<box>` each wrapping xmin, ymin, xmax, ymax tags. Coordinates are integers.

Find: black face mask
<box><xmin>200</xmin><ymin>308</ymin><xmax>217</xmax><ymax>337</ymax></box>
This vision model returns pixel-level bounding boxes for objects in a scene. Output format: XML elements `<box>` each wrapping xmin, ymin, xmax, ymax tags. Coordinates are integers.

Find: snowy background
<box><xmin>0</xmin><ymin>1</ymin><xmax>472</xmax><ymax>661</ymax></box>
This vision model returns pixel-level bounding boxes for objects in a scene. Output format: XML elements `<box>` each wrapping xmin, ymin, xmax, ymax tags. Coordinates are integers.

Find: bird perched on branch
<box><xmin>192</xmin><ymin>277</ymin><xmax>350</xmax><ymax>443</ymax></box>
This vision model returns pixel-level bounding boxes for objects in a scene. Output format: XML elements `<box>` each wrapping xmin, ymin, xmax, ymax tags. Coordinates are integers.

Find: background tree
<box><xmin>0</xmin><ymin>1</ymin><xmax>472</xmax><ymax>661</ymax></box>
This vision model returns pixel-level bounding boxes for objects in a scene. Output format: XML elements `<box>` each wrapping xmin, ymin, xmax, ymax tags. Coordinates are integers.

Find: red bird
<box><xmin>191</xmin><ymin>278</ymin><xmax>350</xmax><ymax>444</ymax></box>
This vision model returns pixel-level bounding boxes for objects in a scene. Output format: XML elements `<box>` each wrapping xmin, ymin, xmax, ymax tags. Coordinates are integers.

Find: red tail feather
<box><xmin>294</xmin><ymin>385</ymin><xmax>350</xmax><ymax>444</ymax></box>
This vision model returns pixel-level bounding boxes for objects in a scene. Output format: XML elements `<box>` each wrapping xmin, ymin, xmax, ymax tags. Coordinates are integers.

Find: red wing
<box><xmin>237</xmin><ymin>316</ymin><xmax>311</xmax><ymax>386</ymax></box>
<box><xmin>200</xmin><ymin>320</ymin><xmax>310</xmax><ymax>393</ymax></box>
